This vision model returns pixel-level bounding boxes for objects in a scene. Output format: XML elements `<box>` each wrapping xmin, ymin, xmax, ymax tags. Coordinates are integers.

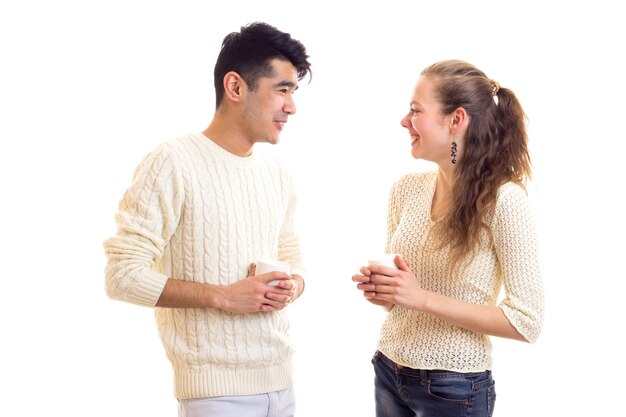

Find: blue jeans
<box><xmin>372</xmin><ymin>351</ymin><xmax>496</xmax><ymax>417</ymax></box>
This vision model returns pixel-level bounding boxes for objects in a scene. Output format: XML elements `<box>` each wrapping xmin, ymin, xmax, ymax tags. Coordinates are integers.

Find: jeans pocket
<box><xmin>427</xmin><ymin>377</ymin><xmax>472</xmax><ymax>402</ymax></box>
<box><xmin>487</xmin><ymin>381</ymin><xmax>496</xmax><ymax>417</ymax></box>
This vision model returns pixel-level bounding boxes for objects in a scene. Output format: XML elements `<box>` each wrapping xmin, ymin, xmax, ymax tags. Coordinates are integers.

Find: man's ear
<box><xmin>223</xmin><ymin>71</ymin><xmax>246</xmax><ymax>103</ymax></box>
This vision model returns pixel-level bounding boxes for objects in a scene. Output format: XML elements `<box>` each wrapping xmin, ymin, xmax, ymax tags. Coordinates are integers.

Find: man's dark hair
<box><xmin>213</xmin><ymin>22</ymin><xmax>311</xmax><ymax>108</ymax></box>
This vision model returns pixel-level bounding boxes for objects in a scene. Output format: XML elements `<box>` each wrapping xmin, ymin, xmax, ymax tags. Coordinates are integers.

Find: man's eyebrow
<box><xmin>274</xmin><ymin>80</ymin><xmax>298</xmax><ymax>89</ymax></box>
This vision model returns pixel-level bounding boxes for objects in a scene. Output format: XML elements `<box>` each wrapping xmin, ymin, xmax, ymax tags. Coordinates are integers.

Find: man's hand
<box><xmin>266</xmin><ymin>273</ymin><xmax>304</xmax><ymax>305</ymax></box>
<box><xmin>214</xmin><ymin>265</ymin><xmax>293</xmax><ymax>313</ymax></box>
<box><xmin>156</xmin><ymin>265</ymin><xmax>302</xmax><ymax>313</ymax></box>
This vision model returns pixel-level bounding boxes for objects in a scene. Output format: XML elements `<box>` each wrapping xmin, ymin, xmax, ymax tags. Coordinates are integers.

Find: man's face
<box><xmin>241</xmin><ymin>58</ymin><xmax>299</xmax><ymax>145</ymax></box>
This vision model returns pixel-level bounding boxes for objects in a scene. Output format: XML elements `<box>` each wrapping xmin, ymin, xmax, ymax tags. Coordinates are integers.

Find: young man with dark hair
<box><xmin>104</xmin><ymin>22</ymin><xmax>311</xmax><ymax>416</ymax></box>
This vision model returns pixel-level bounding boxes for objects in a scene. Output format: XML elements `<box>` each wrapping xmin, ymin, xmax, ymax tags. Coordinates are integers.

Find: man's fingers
<box><xmin>265</xmin><ymin>291</ymin><xmax>291</xmax><ymax>303</ymax></box>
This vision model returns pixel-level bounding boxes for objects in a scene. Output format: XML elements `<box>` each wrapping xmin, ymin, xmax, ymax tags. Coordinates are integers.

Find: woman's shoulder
<box><xmin>497</xmin><ymin>181</ymin><xmax>528</xmax><ymax>203</ymax></box>
<box><xmin>493</xmin><ymin>181</ymin><xmax>533</xmax><ymax>220</ymax></box>
<box><xmin>393</xmin><ymin>170</ymin><xmax>437</xmax><ymax>191</ymax></box>
<box><xmin>387</xmin><ymin>171</ymin><xmax>436</xmax><ymax>209</ymax></box>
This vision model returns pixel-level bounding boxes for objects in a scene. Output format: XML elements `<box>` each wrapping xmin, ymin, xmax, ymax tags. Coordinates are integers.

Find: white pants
<box><xmin>178</xmin><ymin>388</ymin><xmax>295</xmax><ymax>417</ymax></box>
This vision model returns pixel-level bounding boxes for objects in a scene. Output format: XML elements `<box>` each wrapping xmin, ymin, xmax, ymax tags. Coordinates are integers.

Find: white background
<box><xmin>1</xmin><ymin>1</ymin><xmax>624</xmax><ymax>416</ymax></box>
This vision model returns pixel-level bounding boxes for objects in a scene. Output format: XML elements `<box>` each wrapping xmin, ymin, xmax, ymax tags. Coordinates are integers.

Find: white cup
<box><xmin>368</xmin><ymin>254</ymin><xmax>399</xmax><ymax>270</ymax></box>
<box><xmin>255</xmin><ymin>259</ymin><xmax>291</xmax><ymax>286</ymax></box>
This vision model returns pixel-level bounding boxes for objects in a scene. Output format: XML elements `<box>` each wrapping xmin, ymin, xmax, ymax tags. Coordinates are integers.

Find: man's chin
<box><xmin>253</xmin><ymin>135</ymin><xmax>281</xmax><ymax>146</ymax></box>
<box><xmin>264</xmin><ymin>137</ymin><xmax>280</xmax><ymax>145</ymax></box>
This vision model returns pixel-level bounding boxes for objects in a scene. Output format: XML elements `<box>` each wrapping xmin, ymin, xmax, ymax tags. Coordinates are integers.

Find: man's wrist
<box><xmin>292</xmin><ymin>274</ymin><xmax>305</xmax><ymax>299</ymax></box>
<box><xmin>204</xmin><ymin>283</ymin><xmax>225</xmax><ymax>310</ymax></box>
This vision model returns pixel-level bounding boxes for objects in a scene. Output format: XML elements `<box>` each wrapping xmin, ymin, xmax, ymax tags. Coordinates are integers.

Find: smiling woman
<box><xmin>352</xmin><ymin>60</ymin><xmax>543</xmax><ymax>417</ymax></box>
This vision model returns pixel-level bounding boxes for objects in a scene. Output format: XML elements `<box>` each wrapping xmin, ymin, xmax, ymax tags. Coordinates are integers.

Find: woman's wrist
<box><xmin>412</xmin><ymin>288</ymin><xmax>430</xmax><ymax>313</ymax></box>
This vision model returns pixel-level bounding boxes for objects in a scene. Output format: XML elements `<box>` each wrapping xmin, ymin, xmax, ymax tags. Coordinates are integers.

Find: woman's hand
<box><xmin>364</xmin><ymin>255</ymin><xmax>425</xmax><ymax>311</ymax></box>
<box><xmin>352</xmin><ymin>268</ymin><xmax>394</xmax><ymax>309</ymax></box>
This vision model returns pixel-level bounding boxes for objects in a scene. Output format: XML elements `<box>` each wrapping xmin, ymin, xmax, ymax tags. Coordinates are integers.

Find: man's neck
<box><xmin>202</xmin><ymin>114</ymin><xmax>254</xmax><ymax>157</ymax></box>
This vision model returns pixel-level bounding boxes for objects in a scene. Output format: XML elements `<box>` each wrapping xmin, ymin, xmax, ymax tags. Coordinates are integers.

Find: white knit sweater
<box><xmin>104</xmin><ymin>132</ymin><xmax>306</xmax><ymax>399</ymax></box>
<box><xmin>378</xmin><ymin>171</ymin><xmax>544</xmax><ymax>372</ymax></box>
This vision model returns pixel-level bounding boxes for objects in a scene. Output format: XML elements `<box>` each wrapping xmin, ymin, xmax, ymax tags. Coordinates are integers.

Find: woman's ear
<box><xmin>450</xmin><ymin>107</ymin><xmax>469</xmax><ymax>133</ymax></box>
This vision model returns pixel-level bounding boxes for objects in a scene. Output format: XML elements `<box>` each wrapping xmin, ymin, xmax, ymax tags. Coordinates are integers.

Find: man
<box><xmin>104</xmin><ymin>22</ymin><xmax>311</xmax><ymax>417</ymax></box>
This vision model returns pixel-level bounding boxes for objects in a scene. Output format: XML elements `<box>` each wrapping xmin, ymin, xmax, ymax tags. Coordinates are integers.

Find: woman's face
<box><xmin>400</xmin><ymin>75</ymin><xmax>455</xmax><ymax>165</ymax></box>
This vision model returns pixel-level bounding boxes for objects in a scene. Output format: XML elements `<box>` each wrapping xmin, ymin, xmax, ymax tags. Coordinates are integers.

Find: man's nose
<box><xmin>284</xmin><ymin>95</ymin><xmax>296</xmax><ymax>115</ymax></box>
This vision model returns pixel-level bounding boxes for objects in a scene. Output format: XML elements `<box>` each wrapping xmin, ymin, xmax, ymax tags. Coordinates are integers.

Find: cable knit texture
<box><xmin>104</xmin><ymin>132</ymin><xmax>306</xmax><ymax>399</ymax></box>
<box><xmin>378</xmin><ymin>170</ymin><xmax>543</xmax><ymax>372</ymax></box>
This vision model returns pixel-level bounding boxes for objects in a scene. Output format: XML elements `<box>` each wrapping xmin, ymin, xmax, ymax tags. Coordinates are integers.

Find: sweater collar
<box><xmin>193</xmin><ymin>132</ymin><xmax>261</xmax><ymax>169</ymax></box>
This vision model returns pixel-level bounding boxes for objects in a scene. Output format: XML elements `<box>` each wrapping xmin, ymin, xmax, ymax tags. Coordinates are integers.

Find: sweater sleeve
<box><xmin>385</xmin><ymin>179</ymin><xmax>401</xmax><ymax>254</ymax></box>
<box><xmin>103</xmin><ymin>144</ymin><xmax>184</xmax><ymax>307</ymax></box>
<box><xmin>277</xmin><ymin>176</ymin><xmax>306</xmax><ymax>279</ymax></box>
<box><xmin>493</xmin><ymin>184</ymin><xmax>544</xmax><ymax>343</ymax></box>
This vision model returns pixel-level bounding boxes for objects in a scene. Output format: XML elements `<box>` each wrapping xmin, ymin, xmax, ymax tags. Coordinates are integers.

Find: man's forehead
<box><xmin>262</xmin><ymin>59</ymin><xmax>299</xmax><ymax>87</ymax></box>
<box><xmin>268</xmin><ymin>59</ymin><xmax>297</xmax><ymax>77</ymax></box>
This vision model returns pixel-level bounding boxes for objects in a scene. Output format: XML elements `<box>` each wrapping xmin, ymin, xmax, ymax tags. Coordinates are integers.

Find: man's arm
<box><xmin>156</xmin><ymin>270</ymin><xmax>295</xmax><ymax>313</ymax></box>
<box><xmin>273</xmin><ymin>176</ymin><xmax>307</xmax><ymax>303</ymax></box>
<box><xmin>104</xmin><ymin>146</ymin><xmax>182</xmax><ymax>307</ymax></box>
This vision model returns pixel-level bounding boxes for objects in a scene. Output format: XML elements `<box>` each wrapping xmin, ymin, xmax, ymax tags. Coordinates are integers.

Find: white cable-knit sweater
<box><xmin>378</xmin><ymin>171</ymin><xmax>544</xmax><ymax>372</ymax></box>
<box><xmin>104</xmin><ymin>132</ymin><xmax>306</xmax><ymax>399</ymax></box>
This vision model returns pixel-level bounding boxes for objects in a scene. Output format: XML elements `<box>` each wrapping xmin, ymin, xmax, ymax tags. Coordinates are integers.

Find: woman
<box><xmin>352</xmin><ymin>60</ymin><xmax>544</xmax><ymax>417</ymax></box>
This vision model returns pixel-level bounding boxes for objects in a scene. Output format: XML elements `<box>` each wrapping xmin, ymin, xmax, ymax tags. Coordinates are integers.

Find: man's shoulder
<box><xmin>163</xmin><ymin>132</ymin><xmax>200</xmax><ymax>152</ymax></box>
<box><xmin>145</xmin><ymin>133</ymin><xmax>202</xmax><ymax>163</ymax></box>
<box><xmin>133</xmin><ymin>133</ymin><xmax>199</xmax><ymax>173</ymax></box>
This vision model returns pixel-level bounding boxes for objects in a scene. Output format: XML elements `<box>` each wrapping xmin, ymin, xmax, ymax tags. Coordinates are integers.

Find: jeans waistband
<box><xmin>375</xmin><ymin>351</ymin><xmax>490</xmax><ymax>380</ymax></box>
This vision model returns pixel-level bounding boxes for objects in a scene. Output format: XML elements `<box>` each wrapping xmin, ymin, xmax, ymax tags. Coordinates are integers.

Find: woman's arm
<box><xmin>361</xmin><ymin>256</ymin><xmax>527</xmax><ymax>341</ymax></box>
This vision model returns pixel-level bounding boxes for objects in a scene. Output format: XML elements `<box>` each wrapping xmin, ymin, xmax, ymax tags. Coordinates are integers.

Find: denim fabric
<box><xmin>178</xmin><ymin>387</ymin><xmax>295</xmax><ymax>417</ymax></box>
<box><xmin>372</xmin><ymin>351</ymin><xmax>496</xmax><ymax>417</ymax></box>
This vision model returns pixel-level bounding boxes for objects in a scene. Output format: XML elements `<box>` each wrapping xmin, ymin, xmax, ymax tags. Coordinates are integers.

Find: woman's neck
<box><xmin>431</xmin><ymin>168</ymin><xmax>455</xmax><ymax>221</ymax></box>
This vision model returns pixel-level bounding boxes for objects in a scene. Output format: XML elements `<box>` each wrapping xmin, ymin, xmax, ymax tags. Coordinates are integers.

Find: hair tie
<box><xmin>490</xmin><ymin>80</ymin><xmax>500</xmax><ymax>96</ymax></box>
